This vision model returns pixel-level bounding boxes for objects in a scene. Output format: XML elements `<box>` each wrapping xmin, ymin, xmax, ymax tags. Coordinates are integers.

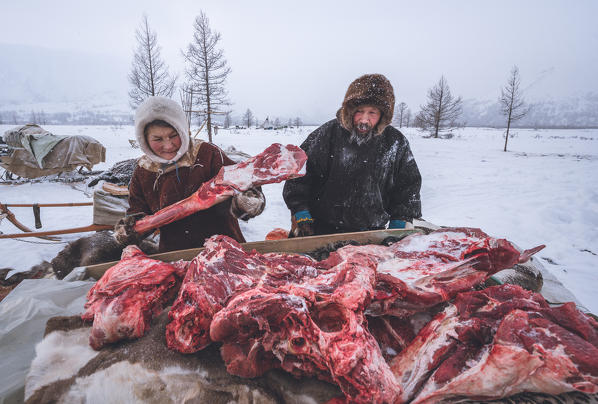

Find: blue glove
<box><xmin>294</xmin><ymin>210</ymin><xmax>313</xmax><ymax>224</ymax></box>
<box><xmin>292</xmin><ymin>210</ymin><xmax>315</xmax><ymax>237</ymax></box>
<box><xmin>388</xmin><ymin>219</ymin><xmax>407</xmax><ymax>229</ymax></box>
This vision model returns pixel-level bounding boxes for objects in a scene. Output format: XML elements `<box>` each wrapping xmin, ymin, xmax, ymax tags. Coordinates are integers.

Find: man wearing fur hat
<box><xmin>114</xmin><ymin>96</ymin><xmax>265</xmax><ymax>252</ymax></box>
<box><xmin>283</xmin><ymin>74</ymin><xmax>421</xmax><ymax>237</ymax></box>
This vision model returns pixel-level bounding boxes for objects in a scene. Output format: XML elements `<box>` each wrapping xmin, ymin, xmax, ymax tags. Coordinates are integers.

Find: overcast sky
<box><xmin>1</xmin><ymin>0</ymin><xmax>597</xmax><ymax>122</ymax></box>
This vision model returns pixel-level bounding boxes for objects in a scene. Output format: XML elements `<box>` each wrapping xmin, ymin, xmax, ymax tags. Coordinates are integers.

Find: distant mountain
<box><xmin>2</xmin><ymin>43</ymin><xmax>597</xmax><ymax>128</ymax></box>
<box><xmin>461</xmin><ymin>92</ymin><xmax>598</xmax><ymax>128</ymax></box>
<box><xmin>0</xmin><ymin>43</ymin><xmax>131</xmax><ymax>124</ymax></box>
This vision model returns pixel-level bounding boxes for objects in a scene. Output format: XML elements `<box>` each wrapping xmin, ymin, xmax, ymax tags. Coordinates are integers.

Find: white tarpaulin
<box><xmin>0</xmin><ymin>279</ymin><xmax>93</xmax><ymax>404</ymax></box>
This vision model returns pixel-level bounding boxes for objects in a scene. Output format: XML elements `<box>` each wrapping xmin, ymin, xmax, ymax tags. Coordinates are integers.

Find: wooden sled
<box><xmin>0</xmin><ymin>202</ymin><xmax>110</xmax><ymax>240</ymax></box>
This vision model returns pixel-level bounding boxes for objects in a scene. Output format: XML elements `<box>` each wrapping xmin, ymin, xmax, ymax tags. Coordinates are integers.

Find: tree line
<box><xmin>128</xmin><ymin>12</ymin><xmax>305</xmax><ymax>143</ymax></box>
<box><xmin>394</xmin><ymin>67</ymin><xmax>528</xmax><ymax>150</ymax></box>
<box><xmin>129</xmin><ymin>11</ymin><xmax>528</xmax><ymax>150</ymax></box>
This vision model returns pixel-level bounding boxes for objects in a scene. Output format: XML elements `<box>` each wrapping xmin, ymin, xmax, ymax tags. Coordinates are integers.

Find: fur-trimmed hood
<box><xmin>336</xmin><ymin>74</ymin><xmax>395</xmax><ymax>135</ymax></box>
<box><xmin>134</xmin><ymin>96</ymin><xmax>190</xmax><ymax>164</ymax></box>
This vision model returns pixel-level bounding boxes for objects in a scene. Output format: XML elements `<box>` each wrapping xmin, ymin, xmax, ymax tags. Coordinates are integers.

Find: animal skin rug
<box><xmin>25</xmin><ymin>312</ymin><xmax>598</xmax><ymax>404</ymax></box>
<box><xmin>24</xmin><ymin>309</ymin><xmax>341</xmax><ymax>404</ymax></box>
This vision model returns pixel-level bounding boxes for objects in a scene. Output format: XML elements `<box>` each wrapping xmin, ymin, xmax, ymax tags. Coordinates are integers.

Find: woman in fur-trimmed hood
<box><xmin>114</xmin><ymin>96</ymin><xmax>265</xmax><ymax>252</ymax></box>
<box><xmin>283</xmin><ymin>74</ymin><xmax>422</xmax><ymax>237</ymax></box>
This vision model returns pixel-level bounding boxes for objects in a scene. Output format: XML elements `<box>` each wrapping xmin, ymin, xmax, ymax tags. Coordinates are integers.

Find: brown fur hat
<box><xmin>336</xmin><ymin>74</ymin><xmax>395</xmax><ymax>134</ymax></box>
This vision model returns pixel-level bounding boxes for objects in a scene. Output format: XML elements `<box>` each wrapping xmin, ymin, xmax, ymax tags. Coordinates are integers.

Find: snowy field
<box><xmin>1</xmin><ymin>124</ymin><xmax>597</xmax><ymax>313</ymax></box>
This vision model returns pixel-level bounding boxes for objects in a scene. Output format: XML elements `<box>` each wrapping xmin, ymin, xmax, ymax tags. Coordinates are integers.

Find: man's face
<box><xmin>352</xmin><ymin>105</ymin><xmax>381</xmax><ymax>134</ymax></box>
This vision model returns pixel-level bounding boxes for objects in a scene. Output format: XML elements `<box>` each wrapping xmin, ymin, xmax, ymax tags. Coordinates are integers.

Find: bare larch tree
<box><xmin>405</xmin><ymin>109</ymin><xmax>411</xmax><ymax>128</ymax></box>
<box><xmin>499</xmin><ymin>66</ymin><xmax>529</xmax><ymax>152</ymax></box>
<box><xmin>178</xmin><ymin>83</ymin><xmax>195</xmax><ymax>131</ymax></box>
<box><xmin>223</xmin><ymin>112</ymin><xmax>231</xmax><ymax>128</ymax></box>
<box><xmin>242</xmin><ymin>109</ymin><xmax>254</xmax><ymax>128</ymax></box>
<box><xmin>128</xmin><ymin>15</ymin><xmax>176</xmax><ymax>109</ymax></box>
<box><xmin>416</xmin><ymin>76</ymin><xmax>463</xmax><ymax>138</ymax></box>
<box><xmin>183</xmin><ymin>11</ymin><xmax>231</xmax><ymax>143</ymax></box>
<box><xmin>395</xmin><ymin>102</ymin><xmax>408</xmax><ymax>127</ymax></box>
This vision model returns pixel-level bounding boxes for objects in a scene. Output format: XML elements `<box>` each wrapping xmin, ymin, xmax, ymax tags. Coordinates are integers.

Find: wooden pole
<box><xmin>0</xmin><ymin>224</ymin><xmax>112</xmax><ymax>239</ymax></box>
<box><xmin>2</xmin><ymin>202</ymin><xmax>93</xmax><ymax>208</ymax></box>
<box><xmin>0</xmin><ymin>203</ymin><xmax>60</xmax><ymax>241</ymax></box>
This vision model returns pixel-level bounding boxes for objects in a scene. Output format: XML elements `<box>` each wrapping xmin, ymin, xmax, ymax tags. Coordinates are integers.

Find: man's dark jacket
<box><xmin>283</xmin><ymin>119</ymin><xmax>422</xmax><ymax>234</ymax></box>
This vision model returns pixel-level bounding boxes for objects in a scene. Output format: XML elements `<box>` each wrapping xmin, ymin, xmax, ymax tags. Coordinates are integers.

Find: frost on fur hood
<box><xmin>336</xmin><ymin>73</ymin><xmax>395</xmax><ymax>135</ymax></box>
<box><xmin>134</xmin><ymin>96</ymin><xmax>190</xmax><ymax>164</ymax></box>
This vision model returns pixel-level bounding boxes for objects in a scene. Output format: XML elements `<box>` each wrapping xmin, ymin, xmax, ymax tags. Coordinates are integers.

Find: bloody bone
<box><xmin>133</xmin><ymin>143</ymin><xmax>307</xmax><ymax>234</ymax></box>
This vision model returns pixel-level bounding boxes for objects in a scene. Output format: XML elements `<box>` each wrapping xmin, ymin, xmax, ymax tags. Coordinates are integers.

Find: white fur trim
<box><xmin>134</xmin><ymin>96</ymin><xmax>190</xmax><ymax>164</ymax></box>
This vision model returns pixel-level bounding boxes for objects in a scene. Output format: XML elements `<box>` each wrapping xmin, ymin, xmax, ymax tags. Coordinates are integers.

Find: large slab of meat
<box><xmin>328</xmin><ymin>227</ymin><xmax>544</xmax><ymax>317</ymax></box>
<box><xmin>166</xmin><ymin>235</ymin><xmax>322</xmax><ymax>353</ymax></box>
<box><xmin>81</xmin><ymin>245</ymin><xmax>186</xmax><ymax>350</ymax></box>
<box><xmin>391</xmin><ymin>284</ymin><xmax>598</xmax><ymax>403</ymax></box>
<box><xmin>134</xmin><ymin>143</ymin><xmax>307</xmax><ymax>234</ymax></box>
<box><xmin>209</xmin><ymin>244</ymin><xmax>403</xmax><ymax>404</ymax></box>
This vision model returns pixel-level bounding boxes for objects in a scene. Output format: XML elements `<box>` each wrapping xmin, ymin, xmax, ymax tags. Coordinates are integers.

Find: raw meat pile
<box><xmin>133</xmin><ymin>143</ymin><xmax>307</xmax><ymax>234</ymax></box>
<box><xmin>83</xmin><ymin>228</ymin><xmax>598</xmax><ymax>403</ymax></box>
<box><xmin>165</xmin><ymin>235</ymin><xmax>321</xmax><ymax>353</ymax></box>
<box><xmin>81</xmin><ymin>245</ymin><xmax>187</xmax><ymax>349</ymax></box>
<box><xmin>391</xmin><ymin>284</ymin><xmax>598</xmax><ymax>403</ymax></box>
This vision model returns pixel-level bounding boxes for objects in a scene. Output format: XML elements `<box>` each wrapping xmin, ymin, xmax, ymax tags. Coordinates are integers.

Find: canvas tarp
<box><xmin>1</xmin><ymin>125</ymin><xmax>105</xmax><ymax>179</ymax></box>
<box><xmin>92</xmin><ymin>188</ymin><xmax>129</xmax><ymax>226</ymax></box>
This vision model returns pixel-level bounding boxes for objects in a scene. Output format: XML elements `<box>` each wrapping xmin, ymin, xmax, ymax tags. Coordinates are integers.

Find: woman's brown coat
<box><xmin>128</xmin><ymin>140</ymin><xmax>245</xmax><ymax>252</ymax></box>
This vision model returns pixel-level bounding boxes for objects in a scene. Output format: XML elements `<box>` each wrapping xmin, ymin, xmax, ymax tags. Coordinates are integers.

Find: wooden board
<box><xmin>85</xmin><ymin>228</ymin><xmax>419</xmax><ymax>280</ymax></box>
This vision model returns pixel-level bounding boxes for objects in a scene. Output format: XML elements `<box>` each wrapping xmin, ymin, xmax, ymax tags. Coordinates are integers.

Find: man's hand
<box><xmin>114</xmin><ymin>213</ymin><xmax>146</xmax><ymax>246</ymax></box>
<box><xmin>388</xmin><ymin>219</ymin><xmax>414</xmax><ymax>230</ymax></box>
<box><xmin>290</xmin><ymin>210</ymin><xmax>315</xmax><ymax>237</ymax></box>
<box><xmin>230</xmin><ymin>187</ymin><xmax>266</xmax><ymax>221</ymax></box>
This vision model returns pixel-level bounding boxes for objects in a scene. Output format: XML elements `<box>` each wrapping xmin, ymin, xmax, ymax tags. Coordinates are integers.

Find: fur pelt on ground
<box><xmin>25</xmin><ymin>311</ymin><xmax>598</xmax><ymax>404</ymax></box>
<box><xmin>0</xmin><ymin>261</ymin><xmax>52</xmax><ymax>302</ymax></box>
<box><xmin>25</xmin><ymin>310</ymin><xmax>341</xmax><ymax>404</ymax></box>
<box><xmin>51</xmin><ymin>231</ymin><xmax>158</xmax><ymax>279</ymax></box>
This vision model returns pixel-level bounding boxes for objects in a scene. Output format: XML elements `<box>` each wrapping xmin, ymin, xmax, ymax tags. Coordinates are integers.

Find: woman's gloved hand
<box><xmin>230</xmin><ymin>187</ymin><xmax>266</xmax><ymax>221</ymax></box>
<box><xmin>114</xmin><ymin>213</ymin><xmax>147</xmax><ymax>246</ymax></box>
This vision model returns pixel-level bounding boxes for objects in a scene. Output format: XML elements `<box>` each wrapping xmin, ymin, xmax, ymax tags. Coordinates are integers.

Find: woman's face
<box><xmin>146</xmin><ymin>125</ymin><xmax>181</xmax><ymax>160</ymax></box>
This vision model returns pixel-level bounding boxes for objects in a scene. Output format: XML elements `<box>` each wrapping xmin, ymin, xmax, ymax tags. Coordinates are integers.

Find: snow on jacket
<box><xmin>128</xmin><ymin>139</ymin><xmax>245</xmax><ymax>252</ymax></box>
<box><xmin>283</xmin><ymin>119</ymin><xmax>422</xmax><ymax>234</ymax></box>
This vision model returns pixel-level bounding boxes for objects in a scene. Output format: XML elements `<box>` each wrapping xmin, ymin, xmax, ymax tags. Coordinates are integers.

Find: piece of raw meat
<box><xmin>165</xmin><ymin>235</ymin><xmax>320</xmax><ymax>353</ymax></box>
<box><xmin>391</xmin><ymin>284</ymin><xmax>598</xmax><ymax>403</ymax></box>
<box><xmin>210</xmin><ymin>247</ymin><xmax>403</xmax><ymax>404</ymax></box>
<box><xmin>134</xmin><ymin>143</ymin><xmax>307</xmax><ymax>234</ymax></box>
<box><xmin>367</xmin><ymin>312</ymin><xmax>435</xmax><ymax>362</ymax></box>
<box><xmin>82</xmin><ymin>245</ymin><xmax>182</xmax><ymax>350</ymax></box>
<box><xmin>354</xmin><ymin>227</ymin><xmax>545</xmax><ymax>317</ymax></box>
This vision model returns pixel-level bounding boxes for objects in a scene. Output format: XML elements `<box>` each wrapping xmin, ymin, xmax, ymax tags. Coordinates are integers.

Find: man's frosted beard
<box><xmin>349</xmin><ymin>127</ymin><xmax>375</xmax><ymax>145</ymax></box>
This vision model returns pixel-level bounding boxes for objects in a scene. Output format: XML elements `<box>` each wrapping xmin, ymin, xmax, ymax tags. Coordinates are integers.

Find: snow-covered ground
<box><xmin>1</xmin><ymin>124</ymin><xmax>597</xmax><ymax>313</ymax></box>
